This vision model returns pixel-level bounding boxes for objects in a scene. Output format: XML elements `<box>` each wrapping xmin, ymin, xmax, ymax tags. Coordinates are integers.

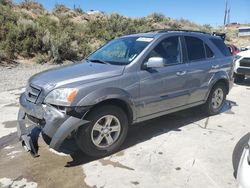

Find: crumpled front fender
<box><xmin>49</xmin><ymin>117</ymin><xmax>89</xmax><ymax>150</ymax></box>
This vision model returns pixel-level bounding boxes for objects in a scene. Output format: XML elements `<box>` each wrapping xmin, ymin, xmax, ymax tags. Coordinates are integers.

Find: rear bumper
<box><xmin>17</xmin><ymin>93</ymin><xmax>89</xmax><ymax>156</ymax></box>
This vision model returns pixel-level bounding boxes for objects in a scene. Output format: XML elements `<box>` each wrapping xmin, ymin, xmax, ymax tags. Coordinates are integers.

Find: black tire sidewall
<box><xmin>206</xmin><ymin>83</ymin><xmax>226</xmax><ymax>115</ymax></box>
<box><xmin>41</xmin><ymin>132</ymin><xmax>51</xmax><ymax>145</ymax></box>
<box><xmin>234</xmin><ymin>74</ymin><xmax>245</xmax><ymax>83</ymax></box>
<box><xmin>232</xmin><ymin>133</ymin><xmax>250</xmax><ymax>177</ymax></box>
<box><xmin>76</xmin><ymin>105</ymin><xmax>128</xmax><ymax>157</ymax></box>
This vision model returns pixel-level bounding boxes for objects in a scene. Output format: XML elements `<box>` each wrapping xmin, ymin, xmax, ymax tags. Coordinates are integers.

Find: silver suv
<box><xmin>17</xmin><ymin>30</ymin><xmax>234</xmax><ymax>157</ymax></box>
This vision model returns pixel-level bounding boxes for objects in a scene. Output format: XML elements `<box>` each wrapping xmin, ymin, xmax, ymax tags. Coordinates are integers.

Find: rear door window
<box><xmin>210</xmin><ymin>38</ymin><xmax>231</xmax><ymax>56</ymax></box>
<box><xmin>204</xmin><ymin>44</ymin><xmax>214</xmax><ymax>58</ymax></box>
<box><xmin>185</xmin><ymin>36</ymin><xmax>206</xmax><ymax>61</ymax></box>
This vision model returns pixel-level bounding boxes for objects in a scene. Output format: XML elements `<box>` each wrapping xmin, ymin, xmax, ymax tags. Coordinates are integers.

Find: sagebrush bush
<box><xmin>35</xmin><ymin>54</ymin><xmax>46</xmax><ymax>64</ymax></box>
<box><xmin>1</xmin><ymin>1</ymin><xmax>235</xmax><ymax>64</ymax></box>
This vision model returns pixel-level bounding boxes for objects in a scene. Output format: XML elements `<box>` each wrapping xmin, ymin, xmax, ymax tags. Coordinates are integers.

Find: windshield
<box><xmin>87</xmin><ymin>36</ymin><xmax>154</xmax><ymax>65</ymax></box>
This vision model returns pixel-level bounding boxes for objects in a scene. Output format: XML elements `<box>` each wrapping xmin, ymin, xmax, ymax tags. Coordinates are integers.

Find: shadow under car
<box><xmin>66</xmin><ymin>100</ymin><xmax>237</xmax><ymax>167</ymax></box>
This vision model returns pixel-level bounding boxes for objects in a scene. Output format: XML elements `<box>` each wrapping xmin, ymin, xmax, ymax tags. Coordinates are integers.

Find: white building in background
<box><xmin>87</xmin><ymin>10</ymin><xmax>104</xmax><ymax>15</ymax></box>
<box><xmin>238</xmin><ymin>27</ymin><xmax>250</xmax><ymax>37</ymax></box>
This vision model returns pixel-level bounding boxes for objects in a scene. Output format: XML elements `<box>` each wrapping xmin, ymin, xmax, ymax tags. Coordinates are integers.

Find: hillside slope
<box><xmin>0</xmin><ymin>0</ymin><xmax>249</xmax><ymax>65</ymax></box>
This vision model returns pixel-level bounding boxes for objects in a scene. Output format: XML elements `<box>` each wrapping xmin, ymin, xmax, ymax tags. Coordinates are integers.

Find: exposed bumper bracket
<box><xmin>17</xmin><ymin>107</ymin><xmax>90</xmax><ymax>157</ymax></box>
<box><xmin>17</xmin><ymin>109</ymin><xmax>41</xmax><ymax>158</ymax></box>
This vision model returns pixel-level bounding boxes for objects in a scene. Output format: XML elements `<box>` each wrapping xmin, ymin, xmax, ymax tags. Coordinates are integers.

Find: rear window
<box><xmin>210</xmin><ymin>38</ymin><xmax>231</xmax><ymax>56</ymax></box>
<box><xmin>185</xmin><ymin>36</ymin><xmax>206</xmax><ymax>61</ymax></box>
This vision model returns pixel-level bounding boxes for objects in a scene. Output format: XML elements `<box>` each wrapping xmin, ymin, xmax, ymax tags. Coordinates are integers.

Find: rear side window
<box><xmin>205</xmin><ymin>44</ymin><xmax>214</xmax><ymax>58</ymax></box>
<box><xmin>210</xmin><ymin>38</ymin><xmax>231</xmax><ymax>56</ymax></box>
<box><xmin>185</xmin><ymin>36</ymin><xmax>206</xmax><ymax>61</ymax></box>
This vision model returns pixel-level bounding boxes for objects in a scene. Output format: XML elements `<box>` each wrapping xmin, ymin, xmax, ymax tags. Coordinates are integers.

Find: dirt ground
<box><xmin>0</xmin><ymin>78</ymin><xmax>250</xmax><ymax>188</ymax></box>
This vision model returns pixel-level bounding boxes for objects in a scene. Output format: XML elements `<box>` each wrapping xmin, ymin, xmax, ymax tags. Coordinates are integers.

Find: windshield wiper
<box><xmin>86</xmin><ymin>59</ymin><xmax>109</xmax><ymax>64</ymax></box>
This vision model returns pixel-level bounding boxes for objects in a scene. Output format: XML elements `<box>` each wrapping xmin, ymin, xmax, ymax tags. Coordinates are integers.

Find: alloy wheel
<box><xmin>91</xmin><ymin>115</ymin><xmax>121</xmax><ymax>148</ymax></box>
<box><xmin>211</xmin><ymin>88</ymin><xmax>224</xmax><ymax>109</ymax></box>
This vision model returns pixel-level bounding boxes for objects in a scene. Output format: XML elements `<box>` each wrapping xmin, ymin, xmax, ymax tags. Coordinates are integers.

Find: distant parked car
<box><xmin>227</xmin><ymin>44</ymin><xmax>240</xmax><ymax>55</ymax></box>
<box><xmin>241</xmin><ymin>46</ymin><xmax>250</xmax><ymax>52</ymax></box>
<box><xmin>234</xmin><ymin>49</ymin><xmax>250</xmax><ymax>83</ymax></box>
<box><xmin>233</xmin><ymin>133</ymin><xmax>250</xmax><ymax>188</ymax></box>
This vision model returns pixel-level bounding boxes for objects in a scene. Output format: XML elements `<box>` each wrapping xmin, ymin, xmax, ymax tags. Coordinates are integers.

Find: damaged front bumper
<box><xmin>17</xmin><ymin>93</ymin><xmax>89</xmax><ymax>157</ymax></box>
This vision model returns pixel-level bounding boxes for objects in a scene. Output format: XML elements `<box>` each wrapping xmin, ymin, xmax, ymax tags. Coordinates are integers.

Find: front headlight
<box><xmin>44</xmin><ymin>88</ymin><xmax>78</xmax><ymax>106</ymax></box>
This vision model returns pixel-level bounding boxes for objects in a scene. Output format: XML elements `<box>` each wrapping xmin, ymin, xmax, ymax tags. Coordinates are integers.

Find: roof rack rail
<box><xmin>159</xmin><ymin>29</ymin><xmax>210</xmax><ymax>35</ymax></box>
<box><xmin>144</xmin><ymin>29</ymin><xmax>226</xmax><ymax>40</ymax></box>
<box><xmin>145</xmin><ymin>29</ymin><xmax>210</xmax><ymax>34</ymax></box>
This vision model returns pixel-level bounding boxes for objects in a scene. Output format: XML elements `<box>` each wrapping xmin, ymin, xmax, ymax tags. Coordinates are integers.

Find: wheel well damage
<box><xmin>84</xmin><ymin>99</ymin><xmax>134</xmax><ymax>125</ymax></box>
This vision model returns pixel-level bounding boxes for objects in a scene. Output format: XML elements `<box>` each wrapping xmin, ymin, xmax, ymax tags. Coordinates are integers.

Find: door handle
<box><xmin>212</xmin><ymin>65</ymin><xmax>220</xmax><ymax>69</ymax></box>
<box><xmin>176</xmin><ymin>71</ymin><xmax>187</xmax><ymax>76</ymax></box>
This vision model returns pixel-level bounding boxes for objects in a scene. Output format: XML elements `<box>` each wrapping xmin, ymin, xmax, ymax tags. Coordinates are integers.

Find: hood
<box><xmin>238</xmin><ymin>50</ymin><xmax>250</xmax><ymax>57</ymax></box>
<box><xmin>29</xmin><ymin>61</ymin><xmax>125</xmax><ymax>89</ymax></box>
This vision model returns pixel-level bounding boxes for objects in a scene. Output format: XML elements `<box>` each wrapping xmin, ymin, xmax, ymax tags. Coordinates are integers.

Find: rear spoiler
<box><xmin>212</xmin><ymin>32</ymin><xmax>226</xmax><ymax>41</ymax></box>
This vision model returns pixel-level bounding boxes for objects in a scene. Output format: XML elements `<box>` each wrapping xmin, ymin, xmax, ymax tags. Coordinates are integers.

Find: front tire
<box><xmin>234</xmin><ymin>73</ymin><xmax>245</xmax><ymax>83</ymax></box>
<box><xmin>76</xmin><ymin>105</ymin><xmax>128</xmax><ymax>157</ymax></box>
<box><xmin>204</xmin><ymin>82</ymin><xmax>226</xmax><ymax>115</ymax></box>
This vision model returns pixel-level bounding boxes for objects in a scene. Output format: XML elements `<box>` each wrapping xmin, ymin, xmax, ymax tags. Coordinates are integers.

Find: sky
<box><xmin>15</xmin><ymin>0</ymin><xmax>250</xmax><ymax>26</ymax></box>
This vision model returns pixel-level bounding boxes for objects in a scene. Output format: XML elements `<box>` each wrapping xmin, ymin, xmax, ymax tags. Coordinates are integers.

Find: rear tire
<box><xmin>234</xmin><ymin>73</ymin><xmax>245</xmax><ymax>83</ymax></box>
<box><xmin>204</xmin><ymin>82</ymin><xmax>226</xmax><ymax>116</ymax></box>
<box><xmin>232</xmin><ymin>133</ymin><xmax>250</xmax><ymax>177</ymax></box>
<box><xmin>76</xmin><ymin>105</ymin><xmax>128</xmax><ymax>157</ymax></box>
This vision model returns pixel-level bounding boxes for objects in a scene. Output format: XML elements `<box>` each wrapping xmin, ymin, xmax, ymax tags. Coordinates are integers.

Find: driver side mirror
<box><xmin>144</xmin><ymin>57</ymin><xmax>165</xmax><ymax>69</ymax></box>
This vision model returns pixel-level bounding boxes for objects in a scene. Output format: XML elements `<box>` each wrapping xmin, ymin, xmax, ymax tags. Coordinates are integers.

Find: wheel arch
<box><xmin>205</xmin><ymin>73</ymin><xmax>230</xmax><ymax>101</ymax></box>
<box><xmin>212</xmin><ymin>78</ymin><xmax>229</xmax><ymax>94</ymax></box>
<box><xmin>77</xmin><ymin>88</ymin><xmax>136</xmax><ymax>124</ymax></box>
<box><xmin>86</xmin><ymin>98</ymin><xmax>134</xmax><ymax>125</ymax></box>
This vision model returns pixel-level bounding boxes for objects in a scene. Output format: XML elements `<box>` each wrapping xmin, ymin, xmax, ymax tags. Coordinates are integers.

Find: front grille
<box><xmin>240</xmin><ymin>58</ymin><xmax>250</xmax><ymax>67</ymax></box>
<box><xmin>25</xmin><ymin>84</ymin><xmax>42</xmax><ymax>103</ymax></box>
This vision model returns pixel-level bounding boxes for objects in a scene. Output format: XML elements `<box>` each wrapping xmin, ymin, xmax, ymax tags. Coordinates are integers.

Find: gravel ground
<box><xmin>2</xmin><ymin>82</ymin><xmax>250</xmax><ymax>187</ymax></box>
<box><xmin>0</xmin><ymin>63</ymin><xmax>59</xmax><ymax>92</ymax></box>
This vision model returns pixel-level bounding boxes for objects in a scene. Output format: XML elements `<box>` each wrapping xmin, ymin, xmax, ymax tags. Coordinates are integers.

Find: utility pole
<box><xmin>227</xmin><ymin>7</ymin><xmax>231</xmax><ymax>25</ymax></box>
<box><xmin>224</xmin><ymin>0</ymin><xmax>228</xmax><ymax>26</ymax></box>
